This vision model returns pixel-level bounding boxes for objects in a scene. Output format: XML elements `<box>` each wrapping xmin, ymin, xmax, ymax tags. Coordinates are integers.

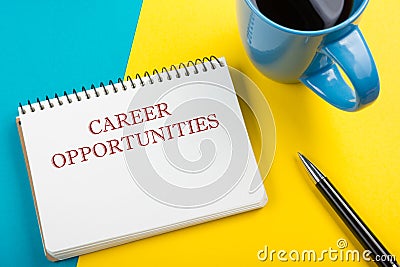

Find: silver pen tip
<box><xmin>297</xmin><ymin>152</ymin><xmax>326</xmax><ymax>184</ymax></box>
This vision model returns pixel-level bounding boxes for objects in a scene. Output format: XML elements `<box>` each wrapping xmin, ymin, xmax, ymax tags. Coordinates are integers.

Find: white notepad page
<box><xmin>18</xmin><ymin>57</ymin><xmax>267</xmax><ymax>260</ymax></box>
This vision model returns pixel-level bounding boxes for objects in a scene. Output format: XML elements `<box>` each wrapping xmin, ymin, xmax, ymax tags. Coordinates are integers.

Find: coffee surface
<box><xmin>255</xmin><ymin>0</ymin><xmax>353</xmax><ymax>31</ymax></box>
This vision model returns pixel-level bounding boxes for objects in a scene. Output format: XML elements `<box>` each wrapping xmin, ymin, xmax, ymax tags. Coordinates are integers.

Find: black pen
<box><xmin>298</xmin><ymin>153</ymin><xmax>398</xmax><ymax>267</ymax></box>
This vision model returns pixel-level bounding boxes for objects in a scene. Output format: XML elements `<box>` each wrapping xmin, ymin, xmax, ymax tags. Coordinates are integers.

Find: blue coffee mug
<box><xmin>236</xmin><ymin>0</ymin><xmax>379</xmax><ymax>111</ymax></box>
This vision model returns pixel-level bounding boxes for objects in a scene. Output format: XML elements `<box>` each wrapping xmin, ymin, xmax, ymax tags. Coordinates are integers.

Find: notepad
<box><xmin>16</xmin><ymin>57</ymin><xmax>267</xmax><ymax>261</ymax></box>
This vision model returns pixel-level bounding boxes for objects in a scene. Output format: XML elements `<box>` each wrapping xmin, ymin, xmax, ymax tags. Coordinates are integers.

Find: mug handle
<box><xmin>300</xmin><ymin>26</ymin><xmax>379</xmax><ymax>111</ymax></box>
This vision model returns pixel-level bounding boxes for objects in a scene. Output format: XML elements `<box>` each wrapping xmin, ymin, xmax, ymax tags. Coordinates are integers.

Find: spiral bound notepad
<box><xmin>16</xmin><ymin>56</ymin><xmax>267</xmax><ymax>261</ymax></box>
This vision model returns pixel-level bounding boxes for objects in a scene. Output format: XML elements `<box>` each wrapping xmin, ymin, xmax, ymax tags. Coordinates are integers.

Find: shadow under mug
<box><xmin>236</xmin><ymin>0</ymin><xmax>379</xmax><ymax>111</ymax></box>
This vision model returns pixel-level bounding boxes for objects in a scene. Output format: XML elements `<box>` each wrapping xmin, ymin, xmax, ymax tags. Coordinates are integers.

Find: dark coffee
<box><xmin>254</xmin><ymin>0</ymin><xmax>354</xmax><ymax>31</ymax></box>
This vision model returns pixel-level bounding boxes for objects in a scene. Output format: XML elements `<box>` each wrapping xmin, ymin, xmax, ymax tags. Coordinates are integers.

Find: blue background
<box><xmin>0</xmin><ymin>1</ymin><xmax>142</xmax><ymax>266</ymax></box>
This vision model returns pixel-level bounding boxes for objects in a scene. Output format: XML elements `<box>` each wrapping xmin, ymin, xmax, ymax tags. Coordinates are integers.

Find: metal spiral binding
<box><xmin>18</xmin><ymin>56</ymin><xmax>223</xmax><ymax>115</ymax></box>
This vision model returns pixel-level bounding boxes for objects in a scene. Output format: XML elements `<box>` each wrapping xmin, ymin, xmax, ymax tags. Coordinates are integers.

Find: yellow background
<box><xmin>78</xmin><ymin>0</ymin><xmax>400</xmax><ymax>266</ymax></box>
